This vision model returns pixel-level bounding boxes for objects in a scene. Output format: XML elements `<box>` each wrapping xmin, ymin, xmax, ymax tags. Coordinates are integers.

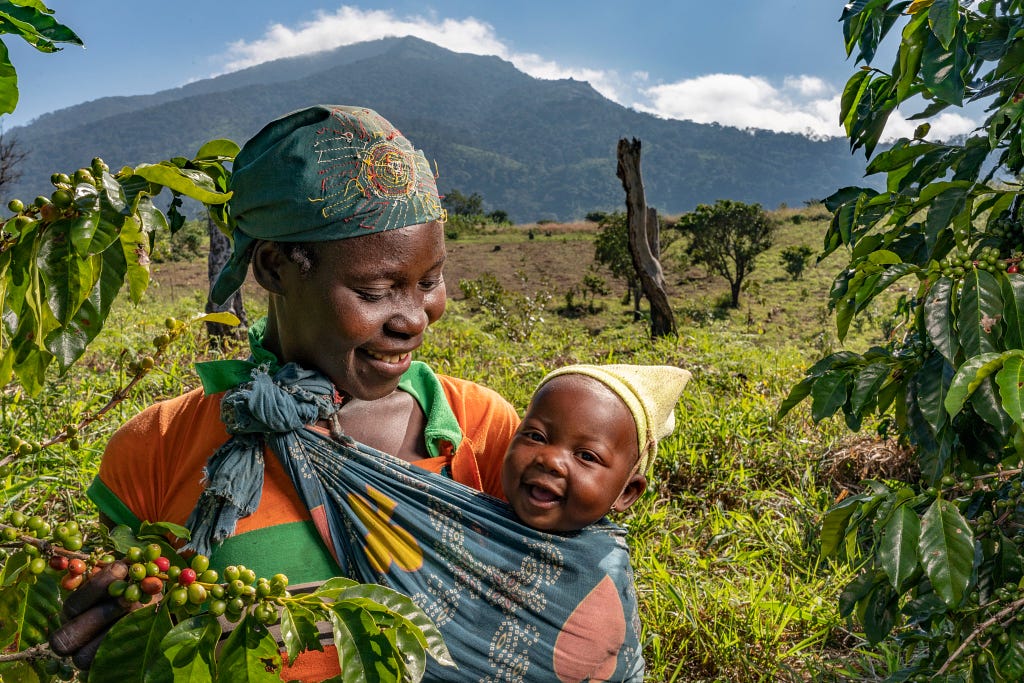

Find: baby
<box><xmin>501</xmin><ymin>363</ymin><xmax>691</xmax><ymax>532</ymax></box>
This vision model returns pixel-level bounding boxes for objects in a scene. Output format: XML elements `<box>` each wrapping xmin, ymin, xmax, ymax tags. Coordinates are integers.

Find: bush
<box><xmin>458</xmin><ymin>272</ymin><xmax>552</xmax><ymax>342</ymax></box>
<box><xmin>779</xmin><ymin>245</ymin><xmax>814</xmax><ymax>280</ymax></box>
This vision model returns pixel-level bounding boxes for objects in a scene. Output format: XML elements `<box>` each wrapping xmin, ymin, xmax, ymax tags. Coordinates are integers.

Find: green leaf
<box><xmin>777</xmin><ymin>376</ymin><xmax>813</xmax><ymax>419</ymax></box>
<box><xmin>69</xmin><ymin>210</ymin><xmax>100</xmax><ymax>257</ymax></box>
<box><xmin>995</xmin><ymin>356</ymin><xmax>1024</xmax><ymax>433</ymax></box>
<box><xmin>337</xmin><ymin>584</ymin><xmax>451</xmax><ymax>665</ymax></box>
<box><xmin>89</xmin><ymin>605</ymin><xmax>173</xmax><ymax>683</ymax></box>
<box><xmin>132</xmin><ymin>163</ymin><xmax>231</xmax><ymax>204</ymax></box>
<box><xmin>195</xmin><ymin>138</ymin><xmax>240</xmax><ymax>160</ymax></box>
<box><xmin>811</xmin><ymin>370</ymin><xmax>851</xmax><ymax>422</ymax></box>
<box><xmin>119</xmin><ymin>217</ymin><xmax>150</xmax><ymax>304</ymax></box>
<box><xmin>138</xmin><ymin>521</ymin><xmax>191</xmax><ymax>542</ymax></box>
<box><xmin>820</xmin><ymin>493</ymin><xmax>868</xmax><ymax>559</ymax></box>
<box><xmin>135</xmin><ymin>194</ymin><xmax>168</xmax><ymax>236</ymax></box>
<box><xmin>841</xmin><ymin>69</ymin><xmax>873</xmax><ymax>132</ymax></box>
<box><xmin>927</xmin><ymin>0</ymin><xmax>959</xmax><ymax>49</ymax></box>
<box><xmin>918</xmin><ymin>497</ymin><xmax>974</xmax><ymax>607</ymax></box>
<box><xmin>851</xmin><ymin>361</ymin><xmax>891</xmax><ymax>414</ymax></box>
<box><xmin>329</xmin><ymin>605</ymin><xmax>401</xmax><ymax>683</ymax></box>
<box><xmin>1002</xmin><ymin>273</ymin><xmax>1024</xmax><ymax>349</ymax></box>
<box><xmin>146</xmin><ymin>614</ymin><xmax>220</xmax><ymax>683</ymax></box>
<box><xmin>0</xmin><ymin>661</ymin><xmax>39</xmax><ymax>682</ymax></box>
<box><xmin>216</xmin><ymin>615</ymin><xmax>281</xmax><ymax>682</ymax></box>
<box><xmin>879</xmin><ymin>504</ymin><xmax>921</xmax><ymax>592</ymax></box>
<box><xmin>915</xmin><ymin>352</ymin><xmax>949</xmax><ymax>433</ymax></box>
<box><xmin>945</xmin><ymin>351</ymin><xmax>1013</xmax><ymax>417</ymax></box>
<box><xmin>45</xmin><ymin>246</ymin><xmax>125</xmax><ymax>371</ymax></box>
<box><xmin>36</xmin><ymin>219</ymin><xmax>94</xmax><ymax>325</ymax></box>
<box><xmin>862</xmin><ymin>581</ymin><xmax>899</xmax><ymax>644</ymax></box>
<box><xmin>0</xmin><ymin>38</ymin><xmax>18</xmax><ymax>115</ymax></box>
<box><xmin>922</xmin><ymin>27</ymin><xmax>967</xmax><ymax>105</ymax></box>
<box><xmin>0</xmin><ymin>579</ymin><xmax>29</xmax><ymax>649</ymax></box>
<box><xmin>971</xmin><ymin>375</ymin><xmax>1014</xmax><ymax>435</ymax></box>
<box><xmin>958</xmin><ymin>268</ymin><xmax>1003</xmax><ymax>357</ymax></box>
<box><xmin>925</xmin><ymin>276</ymin><xmax>958</xmax><ymax>364</ymax></box>
<box><xmin>280</xmin><ymin>603</ymin><xmax>323</xmax><ymax>664</ymax></box>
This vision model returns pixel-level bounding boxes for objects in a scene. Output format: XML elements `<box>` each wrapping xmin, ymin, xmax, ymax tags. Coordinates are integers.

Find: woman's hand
<box><xmin>49</xmin><ymin>560</ymin><xmax>131</xmax><ymax>669</ymax></box>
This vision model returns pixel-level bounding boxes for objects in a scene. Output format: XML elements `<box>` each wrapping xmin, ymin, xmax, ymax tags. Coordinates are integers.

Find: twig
<box><xmin>936</xmin><ymin>596</ymin><xmax>1024</xmax><ymax>675</ymax></box>
<box><xmin>0</xmin><ymin>642</ymin><xmax>52</xmax><ymax>663</ymax></box>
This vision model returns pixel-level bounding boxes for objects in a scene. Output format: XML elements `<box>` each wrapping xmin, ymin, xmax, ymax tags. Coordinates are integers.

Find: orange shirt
<box><xmin>88</xmin><ymin>367</ymin><xmax>520</xmax><ymax>680</ymax></box>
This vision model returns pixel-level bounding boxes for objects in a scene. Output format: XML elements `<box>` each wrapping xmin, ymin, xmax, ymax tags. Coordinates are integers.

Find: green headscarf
<box><xmin>211</xmin><ymin>105</ymin><xmax>444</xmax><ymax>304</ymax></box>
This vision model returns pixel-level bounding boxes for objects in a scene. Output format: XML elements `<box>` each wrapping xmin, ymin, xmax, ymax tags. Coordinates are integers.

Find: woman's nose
<box><xmin>387</xmin><ymin>296</ymin><xmax>430</xmax><ymax>338</ymax></box>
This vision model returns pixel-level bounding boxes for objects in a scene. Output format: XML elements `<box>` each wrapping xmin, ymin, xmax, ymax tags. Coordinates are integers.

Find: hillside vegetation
<box><xmin>6</xmin><ymin>36</ymin><xmax>876</xmax><ymax>222</ymax></box>
<box><xmin>1</xmin><ymin>206</ymin><xmax>901</xmax><ymax>681</ymax></box>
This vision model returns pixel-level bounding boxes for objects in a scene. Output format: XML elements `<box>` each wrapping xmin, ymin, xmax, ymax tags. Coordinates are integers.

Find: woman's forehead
<box><xmin>316</xmin><ymin>221</ymin><xmax>447</xmax><ymax>273</ymax></box>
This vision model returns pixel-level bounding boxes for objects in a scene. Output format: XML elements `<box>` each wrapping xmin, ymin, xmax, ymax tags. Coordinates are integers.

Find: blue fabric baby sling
<box><xmin>186</xmin><ymin>362</ymin><xmax>645</xmax><ymax>682</ymax></box>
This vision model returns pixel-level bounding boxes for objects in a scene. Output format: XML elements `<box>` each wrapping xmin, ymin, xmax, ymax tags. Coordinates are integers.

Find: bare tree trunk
<box><xmin>616</xmin><ymin>138</ymin><xmax>676</xmax><ymax>337</ymax></box>
<box><xmin>206</xmin><ymin>216</ymin><xmax>248</xmax><ymax>342</ymax></box>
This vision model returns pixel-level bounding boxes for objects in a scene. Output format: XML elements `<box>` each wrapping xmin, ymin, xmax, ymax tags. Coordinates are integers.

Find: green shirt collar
<box><xmin>194</xmin><ymin>317</ymin><xmax>461</xmax><ymax>457</ymax></box>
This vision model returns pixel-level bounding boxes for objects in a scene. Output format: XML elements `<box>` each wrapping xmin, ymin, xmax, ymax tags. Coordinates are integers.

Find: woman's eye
<box><xmin>419</xmin><ymin>277</ymin><xmax>443</xmax><ymax>290</ymax></box>
<box><xmin>357</xmin><ymin>290</ymin><xmax>387</xmax><ymax>302</ymax></box>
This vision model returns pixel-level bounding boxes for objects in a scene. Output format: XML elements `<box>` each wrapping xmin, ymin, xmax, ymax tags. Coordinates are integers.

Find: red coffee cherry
<box><xmin>178</xmin><ymin>568</ymin><xmax>197</xmax><ymax>586</ymax></box>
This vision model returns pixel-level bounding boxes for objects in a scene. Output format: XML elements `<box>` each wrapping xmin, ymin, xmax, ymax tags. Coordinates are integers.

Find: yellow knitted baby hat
<box><xmin>537</xmin><ymin>364</ymin><xmax>691</xmax><ymax>475</ymax></box>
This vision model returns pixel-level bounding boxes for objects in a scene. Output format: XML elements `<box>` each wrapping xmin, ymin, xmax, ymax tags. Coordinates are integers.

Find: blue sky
<box><xmin>3</xmin><ymin>1</ymin><xmax>978</xmax><ymax>140</ymax></box>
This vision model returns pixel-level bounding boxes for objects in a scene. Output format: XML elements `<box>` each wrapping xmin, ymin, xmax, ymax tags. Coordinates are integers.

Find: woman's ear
<box><xmin>251</xmin><ymin>241</ymin><xmax>289</xmax><ymax>295</ymax></box>
<box><xmin>613</xmin><ymin>472</ymin><xmax>647</xmax><ymax>514</ymax></box>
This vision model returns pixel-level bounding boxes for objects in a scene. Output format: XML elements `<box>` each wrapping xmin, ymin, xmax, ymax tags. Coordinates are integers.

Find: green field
<box><xmin>2</xmin><ymin>206</ymin><xmax>904</xmax><ymax>681</ymax></box>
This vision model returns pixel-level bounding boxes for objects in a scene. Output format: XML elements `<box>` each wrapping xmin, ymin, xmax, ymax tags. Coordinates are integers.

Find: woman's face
<box><xmin>272</xmin><ymin>221</ymin><xmax>447</xmax><ymax>400</ymax></box>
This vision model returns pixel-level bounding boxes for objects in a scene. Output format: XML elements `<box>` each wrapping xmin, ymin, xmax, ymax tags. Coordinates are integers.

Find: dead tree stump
<box><xmin>616</xmin><ymin>138</ymin><xmax>677</xmax><ymax>337</ymax></box>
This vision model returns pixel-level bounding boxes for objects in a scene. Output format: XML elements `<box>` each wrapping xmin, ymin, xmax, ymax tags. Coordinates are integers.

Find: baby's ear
<box><xmin>613</xmin><ymin>472</ymin><xmax>647</xmax><ymax>513</ymax></box>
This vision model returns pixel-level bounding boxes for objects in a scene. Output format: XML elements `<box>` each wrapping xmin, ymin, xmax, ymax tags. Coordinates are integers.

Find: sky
<box><xmin>2</xmin><ymin>1</ymin><xmax>980</xmax><ymax>141</ymax></box>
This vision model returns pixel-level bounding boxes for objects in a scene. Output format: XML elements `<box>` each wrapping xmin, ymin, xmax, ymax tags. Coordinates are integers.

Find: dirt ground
<box><xmin>150</xmin><ymin>232</ymin><xmax>602</xmax><ymax>302</ymax></box>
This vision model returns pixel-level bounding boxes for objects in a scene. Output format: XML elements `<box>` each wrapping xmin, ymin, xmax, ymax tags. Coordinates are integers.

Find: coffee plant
<box><xmin>0</xmin><ymin>140</ymin><xmax>239</xmax><ymax>395</ymax></box>
<box><xmin>779</xmin><ymin>2</ymin><xmax>1024</xmax><ymax>679</ymax></box>
<box><xmin>0</xmin><ymin>517</ymin><xmax>450</xmax><ymax>682</ymax></box>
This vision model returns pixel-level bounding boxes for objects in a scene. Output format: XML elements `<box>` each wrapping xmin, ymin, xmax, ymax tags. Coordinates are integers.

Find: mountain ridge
<box><xmin>6</xmin><ymin>36</ymin><xmax>872</xmax><ymax>221</ymax></box>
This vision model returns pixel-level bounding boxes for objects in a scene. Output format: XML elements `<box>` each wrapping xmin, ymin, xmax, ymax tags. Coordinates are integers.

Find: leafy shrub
<box><xmin>458</xmin><ymin>272</ymin><xmax>552</xmax><ymax>342</ymax></box>
<box><xmin>779</xmin><ymin>245</ymin><xmax>814</xmax><ymax>280</ymax></box>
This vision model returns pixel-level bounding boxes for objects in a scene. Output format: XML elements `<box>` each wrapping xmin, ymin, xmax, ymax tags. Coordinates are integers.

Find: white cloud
<box><xmin>222</xmin><ymin>6</ymin><xmax>640</xmax><ymax>101</ymax></box>
<box><xmin>636</xmin><ymin>73</ymin><xmax>978</xmax><ymax>142</ymax></box>
<box><xmin>220</xmin><ymin>7</ymin><xmax>979</xmax><ymax>143</ymax></box>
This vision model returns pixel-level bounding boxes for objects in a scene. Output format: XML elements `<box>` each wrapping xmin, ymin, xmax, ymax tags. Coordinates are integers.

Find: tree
<box><xmin>0</xmin><ymin>128</ymin><xmax>26</xmax><ymax>195</ymax></box>
<box><xmin>593</xmin><ymin>211</ymin><xmax>642</xmax><ymax>313</ymax></box>
<box><xmin>675</xmin><ymin>199</ymin><xmax>775</xmax><ymax>308</ymax></box>
<box><xmin>779</xmin><ymin>2</ymin><xmax>1024</xmax><ymax>678</ymax></box>
<box><xmin>441</xmin><ymin>189</ymin><xmax>484</xmax><ymax>217</ymax></box>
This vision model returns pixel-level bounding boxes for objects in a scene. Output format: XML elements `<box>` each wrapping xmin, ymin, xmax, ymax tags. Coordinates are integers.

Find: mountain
<box><xmin>6</xmin><ymin>36</ymin><xmax>873</xmax><ymax>222</ymax></box>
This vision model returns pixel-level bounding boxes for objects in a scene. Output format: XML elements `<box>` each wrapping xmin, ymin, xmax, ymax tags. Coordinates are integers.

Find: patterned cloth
<box><xmin>189</xmin><ymin>363</ymin><xmax>644</xmax><ymax>682</ymax></box>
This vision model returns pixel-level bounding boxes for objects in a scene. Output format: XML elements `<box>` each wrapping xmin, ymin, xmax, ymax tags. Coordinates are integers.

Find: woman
<box><xmin>56</xmin><ymin>105</ymin><xmax>644</xmax><ymax>682</ymax></box>
<box><xmin>59</xmin><ymin>105</ymin><xmax>519</xmax><ymax>679</ymax></box>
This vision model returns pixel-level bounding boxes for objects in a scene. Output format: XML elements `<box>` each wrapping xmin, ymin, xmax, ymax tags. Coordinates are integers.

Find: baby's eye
<box><xmin>577</xmin><ymin>451</ymin><xmax>598</xmax><ymax>463</ymax></box>
<box><xmin>520</xmin><ymin>429</ymin><xmax>545</xmax><ymax>443</ymax></box>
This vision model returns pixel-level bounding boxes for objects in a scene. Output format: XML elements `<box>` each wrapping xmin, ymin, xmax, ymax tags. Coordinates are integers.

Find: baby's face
<box><xmin>501</xmin><ymin>375</ymin><xmax>645</xmax><ymax>532</ymax></box>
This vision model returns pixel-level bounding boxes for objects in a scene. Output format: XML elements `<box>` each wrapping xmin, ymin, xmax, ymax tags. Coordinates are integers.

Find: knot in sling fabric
<box><xmin>183</xmin><ymin>364</ymin><xmax>337</xmax><ymax>556</ymax></box>
<box><xmin>186</xmin><ymin>364</ymin><xmax>645</xmax><ymax>682</ymax></box>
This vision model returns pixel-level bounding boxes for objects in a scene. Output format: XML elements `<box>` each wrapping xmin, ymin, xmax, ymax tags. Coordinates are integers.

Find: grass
<box><xmin>0</xmin><ymin>205</ymin><xmax>899</xmax><ymax>680</ymax></box>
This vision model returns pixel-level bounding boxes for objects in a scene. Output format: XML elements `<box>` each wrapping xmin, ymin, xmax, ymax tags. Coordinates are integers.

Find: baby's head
<box><xmin>501</xmin><ymin>364</ymin><xmax>691</xmax><ymax>532</ymax></box>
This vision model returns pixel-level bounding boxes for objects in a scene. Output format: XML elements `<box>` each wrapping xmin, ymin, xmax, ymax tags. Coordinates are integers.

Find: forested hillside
<box><xmin>7</xmin><ymin>36</ymin><xmax>873</xmax><ymax>221</ymax></box>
